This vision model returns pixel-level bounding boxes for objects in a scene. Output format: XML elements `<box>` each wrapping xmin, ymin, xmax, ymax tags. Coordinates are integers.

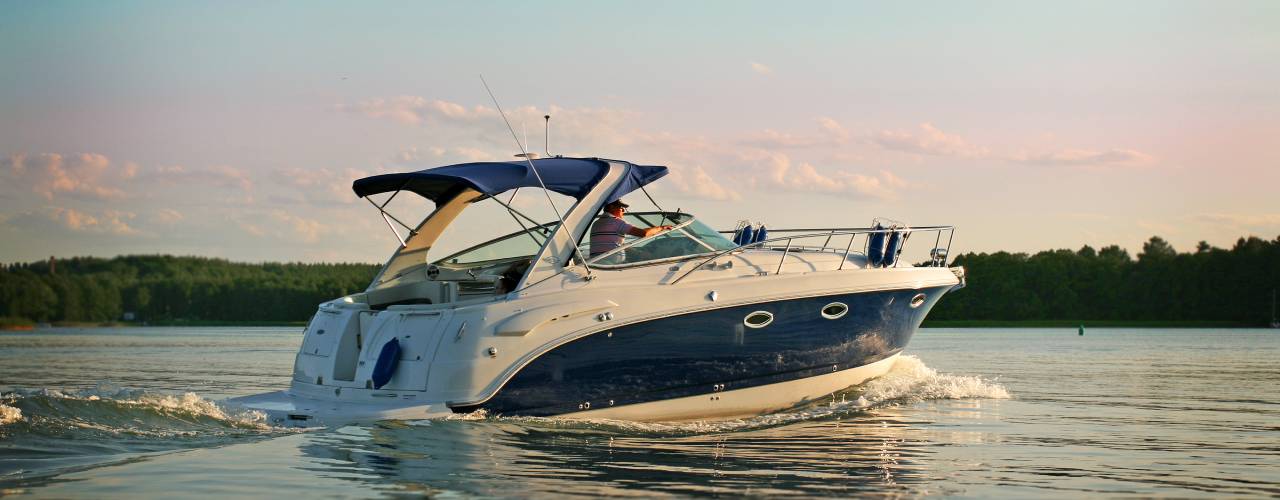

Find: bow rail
<box><xmin>668</xmin><ymin>225</ymin><xmax>956</xmax><ymax>285</ymax></box>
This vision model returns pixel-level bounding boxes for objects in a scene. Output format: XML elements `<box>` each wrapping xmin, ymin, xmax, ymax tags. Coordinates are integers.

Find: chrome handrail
<box><xmin>669</xmin><ymin>225</ymin><xmax>956</xmax><ymax>285</ymax></box>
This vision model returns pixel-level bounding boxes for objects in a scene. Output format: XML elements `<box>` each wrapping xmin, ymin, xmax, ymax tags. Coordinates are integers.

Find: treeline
<box><xmin>1</xmin><ymin>255</ymin><xmax>378</xmax><ymax>324</ymax></box>
<box><xmin>3</xmin><ymin>235</ymin><xmax>1279</xmax><ymax>326</ymax></box>
<box><xmin>929</xmin><ymin>236</ymin><xmax>1280</xmax><ymax>326</ymax></box>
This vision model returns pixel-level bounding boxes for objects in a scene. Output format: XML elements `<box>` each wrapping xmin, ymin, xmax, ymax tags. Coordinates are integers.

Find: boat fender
<box><xmin>753</xmin><ymin>225</ymin><xmax>768</xmax><ymax>244</ymax></box>
<box><xmin>738</xmin><ymin>225</ymin><xmax>754</xmax><ymax>246</ymax></box>
<box><xmin>867</xmin><ymin>224</ymin><xmax>887</xmax><ymax>267</ymax></box>
<box><xmin>371</xmin><ymin>338</ymin><xmax>401</xmax><ymax>390</ymax></box>
<box><xmin>882</xmin><ymin>230</ymin><xmax>904</xmax><ymax>267</ymax></box>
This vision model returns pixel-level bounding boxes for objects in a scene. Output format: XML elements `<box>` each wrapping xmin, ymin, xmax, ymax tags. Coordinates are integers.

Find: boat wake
<box><xmin>440</xmin><ymin>354</ymin><xmax>1010</xmax><ymax>435</ymax></box>
<box><xmin>1</xmin><ymin>387</ymin><xmax>274</xmax><ymax>435</ymax></box>
<box><xmin>0</xmin><ymin>387</ymin><xmax>302</xmax><ymax>482</ymax></box>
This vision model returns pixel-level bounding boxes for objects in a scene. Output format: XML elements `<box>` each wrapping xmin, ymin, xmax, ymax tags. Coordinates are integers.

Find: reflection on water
<box><xmin>283</xmin><ymin>354</ymin><xmax>1012</xmax><ymax>497</ymax></box>
<box><xmin>2</xmin><ymin>328</ymin><xmax>1279</xmax><ymax>497</ymax></box>
<box><xmin>298</xmin><ymin>407</ymin><xmax>959</xmax><ymax>497</ymax></box>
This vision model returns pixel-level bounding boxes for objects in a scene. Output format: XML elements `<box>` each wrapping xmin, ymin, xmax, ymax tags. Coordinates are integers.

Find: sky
<box><xmin>2</xmin><ymin>1</ymin><xmax>1278</xmax><ymax>264</ymax></box>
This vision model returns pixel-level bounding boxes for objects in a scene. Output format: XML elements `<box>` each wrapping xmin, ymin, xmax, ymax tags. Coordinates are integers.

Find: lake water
<box><xmin>1</xmin><ymin>327</ymin><xmax>1277</xmax><ymax>498</ymax></box>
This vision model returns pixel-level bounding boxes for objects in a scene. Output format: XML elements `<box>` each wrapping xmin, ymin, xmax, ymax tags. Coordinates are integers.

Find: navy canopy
<box><xmin>352</xmin><ymin>157</ymin><xmax>668</xmax><ymax>204</ymax></box>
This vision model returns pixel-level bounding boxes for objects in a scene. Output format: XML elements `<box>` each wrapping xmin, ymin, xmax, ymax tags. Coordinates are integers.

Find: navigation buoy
<box><xmin>1078</xmin><ymin>325</ymin><xmax>1085</xmax><ymax>336</ymax></box>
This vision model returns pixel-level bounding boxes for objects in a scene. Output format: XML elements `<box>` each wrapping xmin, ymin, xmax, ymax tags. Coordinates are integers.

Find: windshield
<box><xmin>434</xmin><ymin>222</ymin><xmax>555</xmax><ymax>266</ymax></box>
<box><xmin>584</xmin><ymin>212</ymin><xmax>737</xmax><ymax>266</ymax></box>
<box><xmin>367</xmin><ymin>188</ymin><xmax>578</xmax><ymax>291</ymax></box>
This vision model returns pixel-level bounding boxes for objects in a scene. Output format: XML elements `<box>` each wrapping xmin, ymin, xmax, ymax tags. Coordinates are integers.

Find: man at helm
<box><xmin>589</xmin><ymin>199</ymin><xmax>672</xmax><ymax>259</ymax></box>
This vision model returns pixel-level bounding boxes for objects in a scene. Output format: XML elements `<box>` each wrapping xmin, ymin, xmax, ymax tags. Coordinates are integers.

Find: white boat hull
<box><xmin>229</xmin><ymin>353</ymin><xmax>901</xmax><ymax>426</ymax></box>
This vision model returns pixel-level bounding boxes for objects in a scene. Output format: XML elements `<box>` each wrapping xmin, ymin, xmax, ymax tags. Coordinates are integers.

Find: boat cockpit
<box><xmin>357</xmin><ymin>206</ymin><xmax>737</xmax><ymax>309</ymax></box>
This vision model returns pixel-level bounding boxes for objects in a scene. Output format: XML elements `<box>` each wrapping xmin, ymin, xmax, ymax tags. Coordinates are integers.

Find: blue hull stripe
<box><xmin>461</xmin><ymin>286</ymin><xmax>950</xmax><ymax>416</ymax></box>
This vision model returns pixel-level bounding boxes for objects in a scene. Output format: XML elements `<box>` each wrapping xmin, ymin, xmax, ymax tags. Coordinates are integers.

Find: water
<box><xmin>1</xmin><ymin>327</ymin><xmax>1277</xmax><ymax>497</ymax></box>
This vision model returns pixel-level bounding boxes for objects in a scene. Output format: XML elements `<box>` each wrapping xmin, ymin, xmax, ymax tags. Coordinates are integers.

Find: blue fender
<box><xmin>737</xmin><ymin>225</ymin><xmax>754</xmax><ymax>246</ymax></box>
<box><xmin>883</xmin><ymin>231</ymin><xmax>903</xmax><ymax>267</ymax></box>
<box><xmin>371</xmin><ymin>338</ymin><xmax>401</xmax><ymax>390</ymax></box>
<box><xmin>867</xmin><ymin>224</ymin><xmax>887</xmax><ymax>267</ymax></box>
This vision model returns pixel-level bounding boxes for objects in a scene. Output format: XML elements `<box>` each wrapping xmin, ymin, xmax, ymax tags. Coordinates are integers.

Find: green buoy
<box><xmin>1078</xmin><ymin>324</ymin><xmax>1085</xmax><ymax>336</ymax></box>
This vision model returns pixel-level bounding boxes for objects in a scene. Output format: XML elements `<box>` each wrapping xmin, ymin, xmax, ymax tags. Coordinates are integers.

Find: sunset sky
<box><xmin>2</xmin><ymin>1</ymin><xmax>1277</xmax><ymax>264</ymax></box>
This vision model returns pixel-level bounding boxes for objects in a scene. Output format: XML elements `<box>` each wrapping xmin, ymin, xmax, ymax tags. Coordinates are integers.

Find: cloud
<box><xmin>347</xmin><ymin>97</ymin><xmax>638</xmax><ymax>152</ymax></box>
<box><xmin>1008</xmin><ymin>148</ymin><xmax>1155</xmax><ymax>167</ymax></box>
<box><xmin>874</xmin><ymin>123</ymin><xmax>990</xmax><ymax>159</ymax></box>
<box><xmin>239</xmin><ymin>221</ymin><xmax>266</xmax><ymax>237</ymax></box>
<box><xmin>234</xmin><ymin>210</ymin><xmax>324</xmax><ymax>243</ymax></box>
<box><xmin>740</xmin><ymin>117</ymin><xmax>852</xmax><ymax>149</ymax></box>
<box><xmin>750</xmin><ymin>62</ymin><xmax>773</xmax><ymax>75</ymax></box>
<box><xmin>1192</xmin><ymin>213</ymin><xmax>1280</xmax><ymax>231</ymax></box>
<box><xmin>744</xmin><ymin>152</ymin><xmax>900</xmax><ymax>200</ymax></box>
<box><xmin>395</xmin><ymin>146</ymin><xmax>496</xmax><ymax>166</ymax></box>
<box><xmin>271</xmin><ymin>210</ymin><xmax>323</xmax><ymax>243</ymax></box>
<box><xmin>1</xmin><ymin>152</ymin><xmax>130</xmax><ymax>200</ymax></box>
<box><xmin>152</xmin><ymin>208</ymin><xmax>184</xmax><ymax>225</ymax></box>
<box><xmin>6</xmin><ymin>207</ymin><xmax>139</xmax><ymax>235</ymax></box>
<box><xmin>870</xmin><ymin>123</ymin><xmax>1156</xmax><ymax>167</ymax></box>
<box><xmin>153</xmin><ymin>164</ymin><xmax>254</xmax><ymax>192</ymax></box>
<box><xmin>341</xmin><ymin>96</ymin><xmax>499</xmax><ymax>126</ymax></box>
<box><xmin>663</xmin><ymin>165</ymin><xmax>742</xmax><ymax>201</ymax></box>
<box><xmin>270</xmin><ymin>166</ymin><xmax>370</xmax><ymax>205</ymax></box>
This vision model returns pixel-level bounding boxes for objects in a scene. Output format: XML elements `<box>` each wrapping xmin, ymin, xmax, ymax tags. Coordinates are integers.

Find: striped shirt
<box><xmin>589</xmin><ymin>214</ymin><xmax>635</xmax><ymax>257</ymax></box>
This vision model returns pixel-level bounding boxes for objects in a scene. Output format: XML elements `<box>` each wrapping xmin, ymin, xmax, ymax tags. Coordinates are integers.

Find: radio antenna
<box><xmin>544</xmin><ymin>114</ymin><xmax>552</xmax><ymax>157</ymax></box>
<box><xmin>480</xmin><ymin>75</ymin><xmax>593</xmax><ymax>278</ymax></box>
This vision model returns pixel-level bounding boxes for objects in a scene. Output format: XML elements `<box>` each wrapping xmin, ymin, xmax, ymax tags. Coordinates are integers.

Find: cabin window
<box><xmin>821</xmin><ymin>302</ymin><xmax>848</xmax><ymax>320</ymax></box>
<box><xmin>744</xmin><ymin>311</ymin><xmax>774</xmax><ymax>328</ymax></box>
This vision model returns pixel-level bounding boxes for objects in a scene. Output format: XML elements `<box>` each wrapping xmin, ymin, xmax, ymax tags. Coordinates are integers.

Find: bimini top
<box><xmin>352</xmin><ymin>157</ymin><xmax>668</xmax><ymax>204</ymax></box>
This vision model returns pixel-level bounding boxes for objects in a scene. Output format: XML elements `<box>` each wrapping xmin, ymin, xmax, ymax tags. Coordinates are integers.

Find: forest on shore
<box><xmin>2</xmin><ymin>235</ymin><xmax>1278</xmax><ymax>327</ymax></box>
<box><xmin>0</xmin><ymin>256</ymin><xmax>377</xmax><ymax>326</ymax></box>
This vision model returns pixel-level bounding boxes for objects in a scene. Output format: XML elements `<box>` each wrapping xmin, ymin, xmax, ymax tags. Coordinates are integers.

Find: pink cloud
<box><xmin>341</xmin><ymin>96</ymin><xmax>498</xmax><ymax>126</ymax></box>
<box><xmin>1008</xmin><ymin>148</ymin><xmax>1155</xmax><ymax>167</ymax></box>
<box><xmin>663</xmin><ymin>165</ymin><xmax>741</xmax><ymax>201</ymax></box>
<box><xmin>874</xmin><ymin>123</ymin><xmax>990</xmax><ymax>159</ymax></box>
<box><xmin>1</xmin><ymin>152</ymin><xmax>130</xmax><ymax>200</ymax></box>
<box><xmin>14</xmin><ymin>206</ymin><xmax>140</xmax><ymax>235</ymax></box>
<box><xmin>154</xmin><ymin>164</ymin><xmax>254</xmax><ymax>192</ymax></box>
<box><xmin>744</xmin><ymin>152</ymin><xmax>900</xmax><ymax>200</ymax></box>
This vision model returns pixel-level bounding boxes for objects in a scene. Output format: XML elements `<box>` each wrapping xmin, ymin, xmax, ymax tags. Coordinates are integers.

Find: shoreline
<box><xmin>921</xmin><ymin>319</ymin><xmax>1256</xmax><ymax>328</ymax></box>
<box><xmin>2</xmin><ymin>320</ymin><xmax>308</xmax><ymax>330</ymax></box>
<box><xmin>4</xmin><ymin>320</ymin><xmax>1265</xmax><ymax>331</ymax></box>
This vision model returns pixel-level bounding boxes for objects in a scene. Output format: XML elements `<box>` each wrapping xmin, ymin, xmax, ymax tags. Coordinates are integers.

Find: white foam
<box><xmin>9</xmin><ymin>387</ymin><xmax>275</xmax><ymax>431</ymax></box>
<box><xmin>0</xmin><ymin>403</ymin><xmax>21</xmax><ymax>425</ymax></box>
<box><xmin>857</xmin><ymin>354</ymin><xmax>1011</xmax><ymax>405</ymax></box>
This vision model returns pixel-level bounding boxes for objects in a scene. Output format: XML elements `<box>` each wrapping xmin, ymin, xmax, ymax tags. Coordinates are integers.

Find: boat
<box><xmin>230</xmin><ymin>156</ymin><xmax>965</xmax><ymax>425</ymax></box>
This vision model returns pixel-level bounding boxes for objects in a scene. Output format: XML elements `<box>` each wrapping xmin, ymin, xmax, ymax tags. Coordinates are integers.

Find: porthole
<box><xmin>744</xmin><ymin>311</ymin><xmax>774</xmax><ymax>329</ymax></box>
<box><xmin>910</xmin><ymin>293</ymin><xmax>927</xmax><ymax>308</ymax></box>
<box><xmin>821</xmin><ymin>302</ymin><xmax>848</xmax><ymax>320</ymax></box>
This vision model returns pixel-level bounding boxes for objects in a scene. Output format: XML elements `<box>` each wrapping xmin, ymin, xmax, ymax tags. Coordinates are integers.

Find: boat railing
<box><xmin>669</xmin><ymin>225</ymin><xmax>956</xmax><ymax>285</ymax></box>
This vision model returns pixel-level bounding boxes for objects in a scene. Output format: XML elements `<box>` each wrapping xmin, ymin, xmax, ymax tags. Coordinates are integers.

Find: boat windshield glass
<box><xmin>368</xmin><ymin>189</ymin><xmax>578</xmax><ymax>291</ymax></box>
<box><xmin>585</xmin><ymin>212</ymin><xmax>737</xmax><ymax>266</ymax></box>
<box><xmin>433</xmin><ymin>222</ymin><xmax>555</xmax><ymax>266</ymax></box>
